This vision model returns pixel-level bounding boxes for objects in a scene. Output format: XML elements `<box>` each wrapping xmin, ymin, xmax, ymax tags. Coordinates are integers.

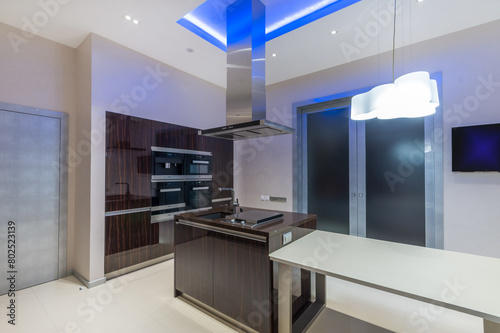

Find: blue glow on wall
<box><xmin>177</xmin><ymin>0</ymin><xmax>362</xmax><ymax>52</ymax></box>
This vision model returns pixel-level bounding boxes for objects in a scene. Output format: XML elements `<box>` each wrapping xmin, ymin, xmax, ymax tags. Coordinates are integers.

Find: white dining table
<box><xmin>270</xmin><ymin>230</ymin><xmax>500</xmax><ymax>333</ymax></box>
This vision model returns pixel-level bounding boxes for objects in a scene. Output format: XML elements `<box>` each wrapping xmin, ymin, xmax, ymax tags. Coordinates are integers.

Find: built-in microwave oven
<box><xmin>184</xmin><ymin>153</ymin><xmax>212</xmax><ymax>178</ymax></box>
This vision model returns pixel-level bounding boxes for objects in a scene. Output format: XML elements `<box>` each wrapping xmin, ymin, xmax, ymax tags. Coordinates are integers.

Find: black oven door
<box><xmin>184</xmin><ymin>154</ymin><xmax>212</xmax><ymax>178</ymax></box>
<box><xmin>151</xmin><ymin>180</ymin><xmax>185</xmax><ymax>222</ymax></box>
<box><xmin>185</xmin><ymin>180</ymin><xmax>212</xmax><ymax>211</ymax></box>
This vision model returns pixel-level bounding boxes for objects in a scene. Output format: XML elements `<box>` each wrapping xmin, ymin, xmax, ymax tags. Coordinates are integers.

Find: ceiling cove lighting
<box><xmin>177</xmin><ymin>0</ymin><xmax>361</xmax><ymax>52</ymax></box>
<box><xmin>350</xmin><ymin>0</ymin><xmax>439</xmax><ymax>120</ymax></box>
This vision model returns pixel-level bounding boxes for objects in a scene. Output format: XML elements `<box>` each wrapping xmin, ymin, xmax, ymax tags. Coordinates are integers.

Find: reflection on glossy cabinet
<box><xmin>105</xmin><ymin>211</ymin><xmax>151</xmax><ymax>274</ymax></box>
<box><xmin>150</xmin><ymin>220</ymin><xmax>174</xmax><ymax>259</ymax></box>
<box><xmin>174</xmin><ymin>222</ymin><xmax>214</xmax><ymax>306</ymax></box>
<box><xmin>105</xmin><ymin>112</ymin><xmax>152</xmax><ymax>212</ymax></box>
<box><xmin>213</xmin><ymin>232</ymin><xmax>271</xmax><ymax>333</ymax></box>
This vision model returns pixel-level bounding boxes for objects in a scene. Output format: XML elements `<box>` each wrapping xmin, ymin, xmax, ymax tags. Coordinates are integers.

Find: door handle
<box><xmin>192</xmin><ymin>187</ymin><xmax>209</xmax><ymax>191</ymax></box>
<box><xmin>160</xmin><ymin>188</ymin><xmax>182</xmax><ymax>193</ymax></box>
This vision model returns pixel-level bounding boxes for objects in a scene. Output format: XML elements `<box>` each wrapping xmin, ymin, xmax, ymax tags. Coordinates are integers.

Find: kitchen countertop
<box><xmin>174</xmin><ymin>206</ymin><xmax>316</xmax><ymax>238</ymax></box>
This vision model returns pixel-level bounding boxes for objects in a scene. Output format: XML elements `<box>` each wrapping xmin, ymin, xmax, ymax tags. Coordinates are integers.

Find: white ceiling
<box><xmin>1</xmin><ymin>0</ymin><xmax>499</xmax><ymax>88</ymax></box>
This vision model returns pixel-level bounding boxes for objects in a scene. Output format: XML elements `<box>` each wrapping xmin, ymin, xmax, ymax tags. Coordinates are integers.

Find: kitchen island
<box><xmin>174</xmin><ymin>207</ymin><xmax>317</xmax><ymax>333</ymax></box>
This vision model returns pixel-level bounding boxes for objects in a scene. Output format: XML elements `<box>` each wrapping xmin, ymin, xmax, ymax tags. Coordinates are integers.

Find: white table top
<box><xmin>269</xmin><ymin>230</ymin><xmax>500</xmax><ymax>323</ymax></box>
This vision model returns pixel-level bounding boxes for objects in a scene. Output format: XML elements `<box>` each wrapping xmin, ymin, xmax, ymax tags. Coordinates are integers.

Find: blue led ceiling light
<box><xmin>177</xmin><ymin>0</ymin><xmax>362</xmax><ymax>52</ymax></box>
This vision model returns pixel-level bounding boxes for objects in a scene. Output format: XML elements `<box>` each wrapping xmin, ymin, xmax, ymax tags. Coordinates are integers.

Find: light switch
<box><xmin>282</xmin><ymin>231</ymin><xmax>292</xmax><ymax>245</ymax></box>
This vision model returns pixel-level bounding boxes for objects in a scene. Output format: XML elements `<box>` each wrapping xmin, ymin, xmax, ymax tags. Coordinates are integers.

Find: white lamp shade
<box><xmin>350</xmin><ymin>71</ymin><xmax>440</xmax><ymax>120</ymax></box>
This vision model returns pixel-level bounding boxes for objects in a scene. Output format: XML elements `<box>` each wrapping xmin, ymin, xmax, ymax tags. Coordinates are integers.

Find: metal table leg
<box><xmin>484</xmin><ymin>319</ymin><xmax>500</xmax><ymax>333</ymax></box>
<box><xmin>278</xmin><ymin>263</ymin><xmax>293</xmax><ymax>333</ymax></box>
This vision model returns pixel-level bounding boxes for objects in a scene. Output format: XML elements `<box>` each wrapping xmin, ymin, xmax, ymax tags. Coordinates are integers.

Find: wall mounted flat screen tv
<box><xmin>452</xmin><ymin>123</ymin><xmax>500</xmax><ymax>172</ymax></box>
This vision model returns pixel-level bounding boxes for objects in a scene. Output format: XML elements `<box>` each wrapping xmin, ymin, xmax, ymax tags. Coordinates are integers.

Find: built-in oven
<box><xmin>185</xmin><ymin>180</ymin><xmax>212</xmax><ymax>211</ymax></box>
<box><xmin>151</xmin><ymin>147</ymin><xmax>213</xmax><ymax>220</ymax></box>
<box><xmin>151</xmin><ymin>147</ymin><xmax>184</xmax><ymax>180</ymax></box>
<box><xmin>184</xmin><ymin>152</ymin><xmax>212</xmax><ymax>178</ymax></box>
<box><xmin>151</xmin><ymin>180</ymin><xmax>186</xmax><ymax>222</ymax></box>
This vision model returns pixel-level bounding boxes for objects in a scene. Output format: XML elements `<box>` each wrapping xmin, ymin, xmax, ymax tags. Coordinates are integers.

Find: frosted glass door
<box><xmin>307</xmin><ymin>108</ymin><xmax>350</xmax><ymax>233</ymax></box>
<box><xmin>0</xmin><ymin>110</ymin><xmax>62</xmax><ymax>294</ymax></box>
<box><xmin>364</xmin><ymin>117</ymin><xmax>426</xmax><ymax>246</ymax></box>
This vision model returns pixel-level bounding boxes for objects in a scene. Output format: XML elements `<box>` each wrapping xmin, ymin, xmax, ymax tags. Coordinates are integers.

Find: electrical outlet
<box><xmin>260</xmin><ymin>195</ymin><xmax>270</xmax><ymax>201</ymax></box>
<box><xmin>282</xmin><ymin>231</ymin><xmax>292</xmax><ymax>245</ymax></box>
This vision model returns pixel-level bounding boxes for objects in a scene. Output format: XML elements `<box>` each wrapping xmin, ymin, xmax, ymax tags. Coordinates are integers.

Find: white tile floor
<box><xmin>0</xmin><ymin>258</ymin><xmax>483</xmax><ymax>333</ymax></box>
<box><xmin>0</xmin><ymin>260</ymin><xmax>237</xmax><ymax>333</ymax></box>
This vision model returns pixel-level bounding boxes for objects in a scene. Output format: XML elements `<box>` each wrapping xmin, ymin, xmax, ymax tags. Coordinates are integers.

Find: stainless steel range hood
<box><xmin>198</xmin><ymin>0</ymin><xmax>294</xmax><ymax>141</ymax></box>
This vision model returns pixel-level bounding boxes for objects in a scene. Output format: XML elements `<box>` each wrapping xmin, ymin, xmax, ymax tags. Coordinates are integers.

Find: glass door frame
<box><xmin>293</xmin><ymin>73</ymin><xmax>444</xmax><ymax>249</ymax></box>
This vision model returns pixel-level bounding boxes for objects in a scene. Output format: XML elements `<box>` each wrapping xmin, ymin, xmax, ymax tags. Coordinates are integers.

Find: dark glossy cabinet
<box><xmin>174</xmin><ymin>222</ymin><xmax>214</xmax><ymax>306</ymax></box>
<box><xmin>213</xmin><ymin>232</ymin><xmax>270</xmax><ymax>332</ymax></box>
<box><xmin>174</xmin><ymin>213</ymin><xmax>316</xmax><ymax>333</ymax></box>
<box><xmin>105</xmin><ymin>211</ymin><xmax>151</xmax><ymax>273</ymax></box>
<box><xmin>105</xmin><ymin>113</ymin><xmax>151</xmax><ymax>212</ymax></box>
<box><xmin>105</xmin><ymin>112</ymin><xmax>234</xmax><ymax>274</ymax></box>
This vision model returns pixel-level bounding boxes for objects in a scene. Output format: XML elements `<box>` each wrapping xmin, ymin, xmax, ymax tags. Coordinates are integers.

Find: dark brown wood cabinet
<box><xmin>105</xmin><ymin>211</ymin><xmax>151</xmax><ymax>273</ymax></box>
<box><xmin>105</xmin><ymin>112</ymin><xmax>234</xmax><ymax>274</ymax></box>
<box><xmin>105</xmin><ymin>113</ymin><xmax>152</xmax><ymax>212</ymax></box>
<box><xmin>174</xmin><ymin>222</ymin><xmax>214</xmax><ymax>306</ymax></box>
<box><xmin>213</xmin><ymin>232</ymin><xmax>271</xmax><ymax>332</ymax></box>
<box><xmin>174</xmin><ymin>210</ymin><xmax>316</xmax><ymax>333</ymax></box>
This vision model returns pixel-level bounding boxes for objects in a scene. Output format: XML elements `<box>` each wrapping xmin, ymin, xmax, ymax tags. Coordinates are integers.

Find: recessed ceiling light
<box><xmin>331</xmin><ymin>30</ymin><xmax>338</xmax><ymax>35</ymax></box>
<box><xmin>125</xmin><ymin>15</ymin><xmax>132</xmax><ymax>21</ymax></box>
<box><xmin>272</xmin><ymin>53</ymin><xmax>277</xmax><ymax>57</ymax></box>
<box><xmin>417</xmin><ymin>0</ymin><xmax>424</xmax><ymax>2</ymax></box>
<box><xmin>133</xmin><ymin>19</ymin><xmax>140</xmax><ymax>25</ymax></box>
<box><xmin>187</xmin><ymin>48</ymin><xmax>194</xmax><ymax>53</ymax></box>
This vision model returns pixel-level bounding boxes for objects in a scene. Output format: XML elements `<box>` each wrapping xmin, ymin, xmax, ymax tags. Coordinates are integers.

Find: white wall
<box><xmin>234</xmin><ymin>19</ymin><xmax>500</xmax><ymax>333</ymax></box>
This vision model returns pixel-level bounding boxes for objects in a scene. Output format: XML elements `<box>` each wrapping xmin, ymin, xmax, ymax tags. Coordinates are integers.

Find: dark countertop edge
<box><xmin>174</xmin><ymin>207</ymin><xmax>316</xmax><ymax>238</ymax></box>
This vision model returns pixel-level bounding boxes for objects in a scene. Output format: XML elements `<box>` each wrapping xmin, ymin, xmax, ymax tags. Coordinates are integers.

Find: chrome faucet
<box><xmin>219</xmin><ymin>187</ymin><xmax>239</xmax><ymax>215</ymax></box>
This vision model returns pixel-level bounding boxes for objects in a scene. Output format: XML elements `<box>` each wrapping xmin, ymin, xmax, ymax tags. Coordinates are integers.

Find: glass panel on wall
<box><xmin>307</xmin><ymin>108</ymin><xmax>350</xmax><ymax>233</ymax></box>
<box><xmin>364</xmin><ymin>117</ymin><xmax>426</xmax><ymax>246</ymax></box>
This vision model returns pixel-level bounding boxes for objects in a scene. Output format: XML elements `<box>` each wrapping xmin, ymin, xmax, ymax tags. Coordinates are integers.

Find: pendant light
<box><xmin>350</xmin><ymin>0</ymin><xmax>439</xmax><ymax>120</ymax></box>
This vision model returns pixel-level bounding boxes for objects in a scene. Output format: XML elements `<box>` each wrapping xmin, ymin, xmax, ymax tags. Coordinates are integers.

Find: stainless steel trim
<box><xmin>192</xmin><ymin>186</ymin><xmax>209</xmax><ymax>191</ymax></box>
<box><xmin>160</xmin><ymin>188</ymin><xmax>182</xmax><ymax>193</ymax></box>
<box><xmin>72</xmin><ymin>269</ymin><xmax>106</xmax><ymax>289</ymax></box>
<box><xmin>151</xmin><ymin>213</ymin><xmax>175</xmax><ymax>222</ymax></box>
<box><xmin>151</xmin><ymin>146</ymin><xmax>212</xmax><ymax>156</ymax></box>
<box><xmin>192</xmin><ymin>160</ymin><xmax>210</xmax><ymax>164</ymax></box>
<box><xmin>151</xmin><ymin>178</ymin><xmax>186</xmax><ymax>183</ymax></box>
<box><xmin>175</xmin><ymin>219</ymin><xmax>267</xmax><ymax>243</ymax></box>
<box><xmin>151</xmin><ymin>206</ymin><xmax>212</xmax><ymax>223</ymax></box>
<box><xmin>105</xmin><ymin>254</ymin><xmax>173</xmax><ymax>280</ymax></box>
<box><xmin>151</xmin><ymin>203</ymin><xmax>185</xmax><ymax>212</ymax></box>
<box><xmin>212</xmin><ymin>197</ymin><xmax>232</xmax><ymax>203</ymax></box>
<box><xmin>178</xmin><ymin>294</ymin><xmax>259</xmax><ymax>333</ymax></box>
<box><xmin>152</xmin><ymin>175</ymin><xmax>212</xmax><ymax>181</ymax></box>
<box><xmin>105</xmin><ymin>207</ymin><xmax>151</xmax><ymax>216</ymax></box>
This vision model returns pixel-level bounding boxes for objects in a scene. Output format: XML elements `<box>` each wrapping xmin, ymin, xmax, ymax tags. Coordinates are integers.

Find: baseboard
<box><xmin>72</xmin><ymin>269</ymin><xmax>106</xmax><ymax>289</ymax></box>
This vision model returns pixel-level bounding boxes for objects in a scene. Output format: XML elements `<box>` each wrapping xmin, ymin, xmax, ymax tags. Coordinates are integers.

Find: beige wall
<box><xmin>0</xmin><ymin>22</ymin><xmax>77</xmax><ymax>272</ymax></box>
